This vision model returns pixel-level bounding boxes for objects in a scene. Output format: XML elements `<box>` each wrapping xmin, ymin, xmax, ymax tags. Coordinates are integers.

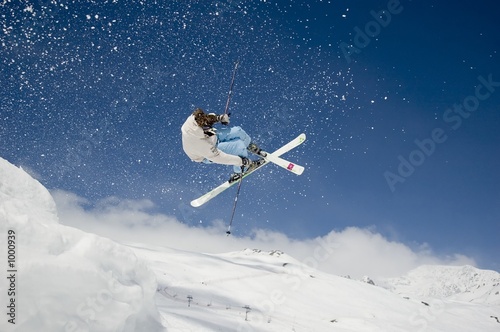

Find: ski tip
<box><xmin>190</xmin><ymin>200</ymin><xmax>202</xmax><ymax>208</ymax></box>
<box><xmin>294</xmin><ymin>167</ymin><xmax>305</xmax><ymax>175</ymax></box>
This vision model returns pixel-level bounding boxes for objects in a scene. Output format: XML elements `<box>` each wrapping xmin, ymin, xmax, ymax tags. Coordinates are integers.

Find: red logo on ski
<box><xmin>287</xmin><ymin>163</ymin><xmax>295</xmax><ymax>170</ymax></box>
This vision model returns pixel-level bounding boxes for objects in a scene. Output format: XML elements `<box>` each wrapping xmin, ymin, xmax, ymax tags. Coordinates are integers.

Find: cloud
<box><xmin>52</xmin><ymin>190</ymin><xmax>476</xmax><ymax>279</ymax></box>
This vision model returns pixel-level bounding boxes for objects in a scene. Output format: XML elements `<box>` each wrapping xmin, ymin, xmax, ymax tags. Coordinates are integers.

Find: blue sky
<box><xmin>1</xmin><ymin>1</ymin><xmax>499</xmax><ymax>271</ymax></box>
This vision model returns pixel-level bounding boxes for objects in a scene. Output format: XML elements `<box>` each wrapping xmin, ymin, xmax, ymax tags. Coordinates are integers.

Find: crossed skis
<box><xmin>190</xmin><ymin>133</ymin><xmax>306</xmax><ymax>208</ymax></box>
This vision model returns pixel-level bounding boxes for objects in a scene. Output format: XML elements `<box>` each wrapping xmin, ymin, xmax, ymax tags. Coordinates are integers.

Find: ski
<box><xmin>261</xmin><ymin>153</ymin><xmax>305</xmax><ymax>175</ymax></box>
<box><xmin>190</xmin><ymin>133</ymin><xmax>306</xmax><ymax>207</ymax></box>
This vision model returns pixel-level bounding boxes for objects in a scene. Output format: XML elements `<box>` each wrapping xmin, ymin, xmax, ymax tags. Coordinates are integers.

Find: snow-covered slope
<box><xmin>0</xmin><ymin>157</ymin><xmax>164</xmax><ymax>332</ymax></box>
<box><xmin>130</xmin><ymin>244</ymin><xmax>500</xmax><ymax>331</ymax></box>
<box><xmin>1</xmin><ymin>156</ymin><xmax>499</xmax><ymax>331</ymax></box>
<box><xmin>383</xmin><ymin>265</ymin><xmax>500</xmax><ymax>305</ymax></box>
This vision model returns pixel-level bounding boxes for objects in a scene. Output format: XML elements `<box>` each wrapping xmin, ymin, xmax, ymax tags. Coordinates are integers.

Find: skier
<box><xmin>181</xmin><ymin>108</ymin><xmax>264</xmax><ymax>181</ymax></box>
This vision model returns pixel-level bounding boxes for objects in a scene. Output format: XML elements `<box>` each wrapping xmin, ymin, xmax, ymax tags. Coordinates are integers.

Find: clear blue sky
<box><xmin>1</xmin><ymin>1</ymin><xmax>499</xmax><ymax>270</ymax></box>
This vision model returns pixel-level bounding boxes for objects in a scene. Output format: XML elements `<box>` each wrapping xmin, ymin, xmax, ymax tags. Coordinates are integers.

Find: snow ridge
<box><xmin>0</xmin><ymin>157</ymin><xmax>164</xmax><ymax>332</ymax></box>
<box><xmin>384</xmin><ymin>265</ymin><xmax>500</xmax><ymax>305</ymax></box>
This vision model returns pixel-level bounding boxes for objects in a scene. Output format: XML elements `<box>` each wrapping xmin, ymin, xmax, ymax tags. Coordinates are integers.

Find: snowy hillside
<box><xmin>383</xmin><ymin>265</ymin><xmax>500</xmax><ymax>305</ymax></box>
<box><xmin>0</xmin><ymin>157</ymin><xmax>164</xmax><ymax>332</ymax></box>
<box><xmin>1</xmin><ymin>156</ymin><xmax>500</xmax><ymax>331</ymax></box>
<box><xmin>131</xmin><ymin>245</ymin><xmax>500</xmax><ymax>331</ymax></box>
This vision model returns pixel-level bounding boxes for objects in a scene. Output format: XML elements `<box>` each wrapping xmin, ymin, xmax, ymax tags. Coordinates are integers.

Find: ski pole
<box><xmin>226</xmin><ymin>176</ymin><xmax>243</xmax><ymax>235</ymax></box>
<box><xmin>223</xmin><ymin>60</ymin><xmax>239</xmax><ymax>115</ymax></box>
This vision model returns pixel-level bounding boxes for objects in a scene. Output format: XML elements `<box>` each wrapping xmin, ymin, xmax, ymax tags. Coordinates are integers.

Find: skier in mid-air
<box><xmin>181</xmin><ymin>108</ymin><xmax>264</xmax><ymax>181</ymax></box>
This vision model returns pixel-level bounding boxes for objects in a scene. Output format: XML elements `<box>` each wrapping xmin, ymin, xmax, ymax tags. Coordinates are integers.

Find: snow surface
<box><xmin>0</xmin><ymin>157</ymin><xmax>164</xmax><ymax>332</ymax></box>
<box><xmin>1</xmin><ymin>156</ymin><xmax>500</xmax><ymax>331</ymax></box>
<box><xmin>383</xmin><ymin>265</ymin><xmax>500</xmax><ymax>305</ymax></box>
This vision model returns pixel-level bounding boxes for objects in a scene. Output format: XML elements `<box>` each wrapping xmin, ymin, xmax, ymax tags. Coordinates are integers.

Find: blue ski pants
<box><xmin>203</xmin><ymin>126</ymin><xmax>251</xmax><ymax>173</ymax></box>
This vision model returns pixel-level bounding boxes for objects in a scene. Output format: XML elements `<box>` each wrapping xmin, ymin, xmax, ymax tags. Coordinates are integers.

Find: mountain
<box><xmin>383</xmin><ymin>265</ymin><xmax>500</xmax><ymax>305</ymax></box>
<box><xmin>1</xmin><ymin>156</ymin><xmax>499</xmax><ymax>331</ymax></box>
<box><xmin>130</xmin><ymin>245</ymin><xmax>500</xmax><ymax>331</ymax></box>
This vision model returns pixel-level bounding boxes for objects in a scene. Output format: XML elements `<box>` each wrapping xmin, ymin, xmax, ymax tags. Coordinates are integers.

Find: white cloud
<box><xmin>52</xmin><ymin>190</ymin><xmax>476</xmax><ymax>279</ymax></box>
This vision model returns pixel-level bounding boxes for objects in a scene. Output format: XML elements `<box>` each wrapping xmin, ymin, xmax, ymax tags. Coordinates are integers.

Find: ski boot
<box><xmin>229</xmin><ymin>172</ymin><xmax>243</xmax><ymax>183</ymax></box>
<box><xmin>247</xmin><ymin>142</ymin><xmax>267</xmax><ymax>157</ymax></box>
<box><xmin>228</xmin><ymin>159</ymin><xmax>266</xmax><ymax>183</ymax></box>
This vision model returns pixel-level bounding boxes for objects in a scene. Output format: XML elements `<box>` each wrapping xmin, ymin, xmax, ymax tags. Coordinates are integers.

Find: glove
<box><xmin>218</xmin><ymin>113</ymin><xmax>230</xmax><ymax>125</ymax></box>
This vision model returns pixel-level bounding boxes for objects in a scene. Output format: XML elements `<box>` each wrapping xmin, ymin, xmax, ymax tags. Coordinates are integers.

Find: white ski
<box><xmin>261</xmin><ymin>153</ymin><xmax>305</xmax><ymax>175</ymax></box>
<box><xmin>190</xmin><ymin>133</ymin><xmax>306</xmax><ymax>207</ymax></box>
